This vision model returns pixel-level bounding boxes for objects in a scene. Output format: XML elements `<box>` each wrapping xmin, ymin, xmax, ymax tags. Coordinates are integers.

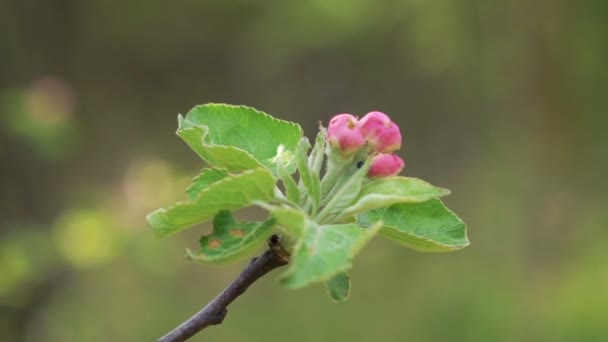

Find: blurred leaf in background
<box><xmin>1</xmin><ymin>77</ymin><xmax>80</xmax><ymax>159</ymax></box>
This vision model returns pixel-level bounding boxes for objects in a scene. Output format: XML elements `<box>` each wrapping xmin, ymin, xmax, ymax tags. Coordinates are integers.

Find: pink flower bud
<box><xmin>368</xmin><ymin>153</ymin><xmax>405</xmax><ymax>178</ymax></box>
<box><xmin>327</xmin><ymin>114</ymin><xmax>365</xmax><ymax>155</ymax></box>
<box><xmin>359</xmin><ymin>111</ymin><xmax>402</xmax><ymax>153</ymax></box>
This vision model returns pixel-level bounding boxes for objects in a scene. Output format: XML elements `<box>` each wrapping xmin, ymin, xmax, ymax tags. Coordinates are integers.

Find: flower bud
<box><xmin>359</xmin><ymin>111</ymin><xmax>402</xmax><ymax>153</ymax></box>
<box><xmin>368</xmin><ymin>153</ymin><xmax>405</xmax><ymax>178</ymax></box>
<box><xmin>327</xmin><ymin>114</ymin><xmax>365</xmax><ymax>155</ymax></box>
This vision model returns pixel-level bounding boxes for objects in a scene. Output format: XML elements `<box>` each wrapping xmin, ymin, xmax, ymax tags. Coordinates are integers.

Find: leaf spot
<box><xmin>230</xmin><ymin>229</ymin><xmax>246</xmax><ymax>237</ymax></box>
<box><xmin>208</xmin><ymin>239</ymin><xmax>222</xmax><ymax>249</ymax></box>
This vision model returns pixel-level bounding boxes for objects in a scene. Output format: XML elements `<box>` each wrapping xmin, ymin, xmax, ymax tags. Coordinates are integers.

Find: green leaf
<box><xmin>314</xmin><ymin>158</ymin><xmax>371</xmax><ymax>224</ymax></box>
<box><xmin>186</xmin><ymin>211</ymin><xmax>276</xmax><ymax>264</ymax></box>
<box><xmin>357</xmin><ymin>198</ymin><xmax>469</xmax><ymax>252</ymax></box>
<box><xmin>296</xmin><ymin>138</ymin><xmax>321</xmax><ymax>211</ymax></box>
<box><xmin>280</xmin><ymin>221</ymin><xmax>381</xmax><ymax>289</ymax></box>
<box><xmin>147</xmin><ymin>168</ymin><xmax>276</xmax><ymax>237</ymax></box>
<box><xmin>255</xmin><ymin>204</ymin><xmax>307</xmax><ymax>237</ymax></box>
<box><xmin>178</xmin><ymin>119</ymin><xmax>263</xmax><ymax>172</ymax></box>
<box><xmin>179</xmin><ymin>104</ymin><xmax>303</xmax><ymax>169</ymax></box>
<box><xmin>308</xmin><ymin>127</ymin><xmax>327</xmax><ymax>175</ymax></box>
<box><xmin>319</xmin><ymin>145</ymin><xmax>363</xmax><ymax>200</ymax></box>
<box><xmin>270</xmin><ymin>145</ymin><xmax>298</xmax><ymax>175</ymax></box>
<box><xmin>278</xmin><ymin>165</ymin><xmax>300</xmax><ymax>205</ymax></box>
<box><xmin>185</xmin><ymin>168</ymin><xmax>229</xmax><ymax>201</ymax></box>
<box><xmin>325</xmin><ymin>271</ymin><xmax>351</xmax><ymax>302</ymax></box>
<box><xmin>339</xmin><ymin>177</ymin><xmax>450</xmax><ymax>218</ymax></box>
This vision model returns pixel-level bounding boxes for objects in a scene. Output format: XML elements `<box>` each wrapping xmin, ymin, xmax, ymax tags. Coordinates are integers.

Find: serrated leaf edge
<box><xmin>146</xmin><ymin>168</ymin><xmax>275</xmax><ymax>237</ymax></box>
<box><xmin>185</xmin><ymin>168</ymin><xmax>229</xmax><ymax>200</ymax></box>
<box><xmin>339</xmin><ymin>176</ymin><xmax>451</xmax><ymax>218</ymax></box>
<box><xmin>177</xmin><ymin>116</ymin><xmax>265</xmax><ymax>169</ymax></box>
<box><xmin>280</xmin><ymin>221</ymin><xmax>382</xmax><ymax>289</ymax></box>
<box><xmin>188</xmin><ymin>103</ymin><xmax>304</xmax><ymax>136</ymax></box>
<box><xmin>358</xmin><ymin>201</ymin><xmax>470</xmax><ymax>252</ymax></box>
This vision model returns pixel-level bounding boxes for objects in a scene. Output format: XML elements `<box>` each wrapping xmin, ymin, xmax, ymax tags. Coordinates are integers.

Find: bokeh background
<box><xmin>1</xmin><ymin>0</ymin><xmax>607</xmax><ymax>341</ymax></box>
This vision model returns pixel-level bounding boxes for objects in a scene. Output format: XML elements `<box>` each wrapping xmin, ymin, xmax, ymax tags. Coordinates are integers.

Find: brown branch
<box><xmin>156</xmin><ymin>238</ymin><xmax>289</xmax><ymax>342</ymax></box>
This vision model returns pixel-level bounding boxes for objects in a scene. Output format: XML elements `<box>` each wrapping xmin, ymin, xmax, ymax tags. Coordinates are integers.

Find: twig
<box><xmin>157</xmin><ymin>238</ymin><xmax>289</xmax><ymax>342</ymax></box>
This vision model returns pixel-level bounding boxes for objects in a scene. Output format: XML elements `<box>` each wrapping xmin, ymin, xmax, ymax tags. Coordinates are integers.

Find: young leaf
<box><xmin>180</xmin><ymin>104</ymin><xmax>303</xmax><ymax>168</ymax></box>
<box><xmin>178</xmin><ymin>120</ymin><xmax>263</xmax><ymax>172</ymax></box>
<box><xmin>255</xmin><ymin>204</ymin><xmax>307</xmax><ymax>237</ymax></box>
<box><xmin>325</xmin><ymin>271</ymin><xmax>351</xmax><ymax>302</ymax></box>
<box><xmin>319</xmin><ymin>146</ymin><xmax>364</xmax><ymax>200</ymax></box>
<box><xmin>280</xmin><ymin>221</ymin><xmax>381</xmax><ymax>289</ymax></box>
<box><xmin>277</xmin><ymin>165</ymin><xmax>300</xmax><ymax>205</ymax></box>
<box><xmin>308</xmin><ymin>127</ymin><xmax>327</xmax><ymax>174</ymax></box>
<box><xmin>314</xmin><ymin>159</ymin><xmax>371</xmax><ymax>224</ymax></box>
<box><xmin>270</xmin><ymin>145</ymin><xmax>298</xmax><ymax>175</ymax></box>
<box><xmin>147</xmin><ymin>168</ymin><xmax>275</xmax><ymax>237</ymax></box>
<box><xmin>185</xmin><ymin>168</ymin><xmax>229</xmax><ymax>201</ymax></box>
<box><xmin>295</xmin><ymin>138</ymin><xmax>321</xmax><ymax>211</ymax></box>
<box><xmin>339</xmin><ymin>177</ymin><xmax>450</xmax><ymax>218</ymax></box>
<box><xmin>357</xmin><ymin>198</ymin><xmax>469</xmax><ymax>252</ymax></box>
<box><xmin>186</xmin><ymin>210</ymin><xmax>276</xmax><ymax>264</ymax></box>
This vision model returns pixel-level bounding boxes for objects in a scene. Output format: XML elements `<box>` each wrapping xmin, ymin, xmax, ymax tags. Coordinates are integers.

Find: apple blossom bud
<box><xmin>327</xmin><ymin>114</ymin><xmax>365</xmax><ymax>155</ymax></box>
<box><xmin>359</xmin><ymin>111</ymin><xmax>402</xmax><ymax>153</ymax></box>
<box><xmin>368</xmin><ymin>153</ymin><xmax>405</xmax><ymax>178</ymax></box>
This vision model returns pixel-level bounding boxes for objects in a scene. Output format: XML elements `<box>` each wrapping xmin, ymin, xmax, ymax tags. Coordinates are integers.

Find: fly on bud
<box><xmin>368</xmin><ymin>153</ymin><xmax>405</xmax><ymax>178</ymax></box>
<box><xmin>327</xmin><ymin>114</ymin><xmax>365</xmax><ymax>155</ymax></box>
<box><xmin>359</xmin><ymin>111</ymin><xmax>402</xmax><ymax>153</ymax></box>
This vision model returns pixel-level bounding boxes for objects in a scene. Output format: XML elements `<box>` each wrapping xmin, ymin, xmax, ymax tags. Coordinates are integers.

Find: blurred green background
<box><xmin>1</xmin><ymin>0</ymin><xmax>607</xmax><ymax>341</ymax></box>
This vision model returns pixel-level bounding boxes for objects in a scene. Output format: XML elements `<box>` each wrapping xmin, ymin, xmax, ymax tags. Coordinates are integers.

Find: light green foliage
<box><xmin>147</xmin><ymin>103</ymin><xmax>468</xmax><ymax>300</ymax></box>
<box><xmin>278</xmin><ymin>164</ymin><xmax>300</xmax><ymax>204</ymax></box>
<box><xmin>281</xmin><ymin>220</ymin><xmax>381</xmax><ymax>289</ymax></box>
<box><xmin>146</xmin><ymin>168</ymin><xmax>275</xmax><ymax>237</ymax></box>
<box><xmin>179</xmin><ymin>104</ymin><xmax>303</xmax><ymax>170</ymax></box>
<box><xmin>340</xmin><ymin>177</ymin><xmax>450</xmax><ymax>218</ymax></box>
<box><xmin>326</xmin><ymin>271</ymin><xmax>351</xmax><ymax>302</ymax></box>
<box><xmin>295</xmin><ymin>138</ymin><xmax>321</xmax><ymax>211</ymax></box>
<box><xmin>308</xmin><ymin>128</ymin><xmax>327</xmax><ymax>174</ymax></box>
<box><xmin>262</xmin><ymin>205</ymin><xmax>307</xmax><ymax>237</ymax></box>
<box><xmin>177</xmin><ymin>119</ymin><xmax>263</xmax><ymax>172</ymax></box>
<box><xmin>185</xmin><ymin>168</ymin><xmax>229</xmax><ymax>201</ymax></box>
<box><xmin>187</xmin><ymin>211</ymin><xmax>276</xmax><ymax>264</ymax></box>
<box><xmin>357</xmin><ymin>198</ymin><xmax>469</xmax><ymax>252</ymax></box>
<box><xmin>315</xmin><ymin>158</ymin><xmax>370</xmax><ymax>223</ymax></box>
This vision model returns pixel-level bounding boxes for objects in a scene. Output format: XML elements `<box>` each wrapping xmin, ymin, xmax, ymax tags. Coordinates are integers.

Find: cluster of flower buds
<box><xmin>327</xmin><ymin>111</ymin><xmax>404</xmax><ymax>178</ymax></box>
